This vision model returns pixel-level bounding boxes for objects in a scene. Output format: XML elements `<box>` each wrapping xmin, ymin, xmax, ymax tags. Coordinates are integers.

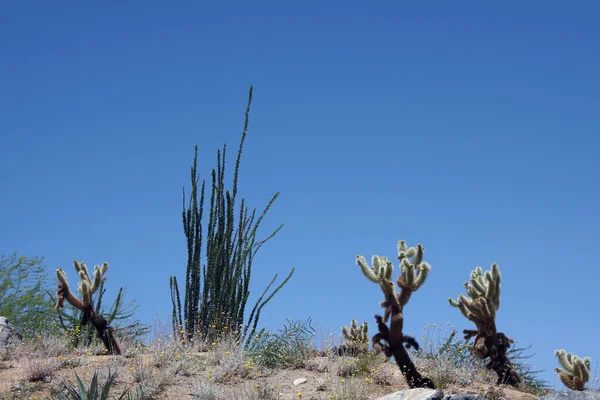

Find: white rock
<box><xmin>293</xmin><ymin>378</ymin><xmax>307</xmax><ymax>386</ymax></box>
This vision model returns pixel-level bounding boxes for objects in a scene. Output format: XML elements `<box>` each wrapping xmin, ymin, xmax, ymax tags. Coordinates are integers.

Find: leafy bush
<box><xmin>0</xmin><ymin>253</ymin><xmax>59</xmax><ymax>337</ymax></box>
<box><xmin>246</xmin><ymin>318</ymin><xmax>316</xmax><ymax>369</ymax></box>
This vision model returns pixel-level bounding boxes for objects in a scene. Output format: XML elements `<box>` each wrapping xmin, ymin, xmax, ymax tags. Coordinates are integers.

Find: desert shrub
<box><xmin>417</xmin><ymin>322</ymin><xmax>550</xmax><ymax>392</ymax></box>
<box><xmin>332</xmin><ymin>377</ymin><xmax>373</xmax><ymax>400</ymax></box>
<box><xmin>305</xmin><ymin>357</ymin><xmax>329</xmax><ymax>372</ymax></box>
<box><xmin>246</xmin><ymin>318</ymin><xmax>315</xmax><ymax>369</ymax></box>
<box><xmin>192</xmin><ymin>381</ymin><xmax>223</xmax><ymax>400</ymax></box>
<box><xmin>20</xmin><ymin>357</ymin><xmax>61</xmax><ymax>382</ymax></box>
<box><xmin>336</xmin><ymin>357</ymin><xmax>358</xmax><ymax>378</ymax></box>
<box><xmin>226</xmin><ymin>381</ymin><xmax>278</xmax><ymax>400</ymax></box>
<box><xmin>0</xmin><ymin>253</ymin><xmax>59</xmax><ymax>338</ymax></box>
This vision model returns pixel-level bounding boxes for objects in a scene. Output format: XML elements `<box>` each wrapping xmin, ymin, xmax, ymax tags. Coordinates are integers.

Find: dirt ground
<box><xmin>0</xmin><ymin>353</ymin><xmax>546</xmax><ymax>400</ymax></box>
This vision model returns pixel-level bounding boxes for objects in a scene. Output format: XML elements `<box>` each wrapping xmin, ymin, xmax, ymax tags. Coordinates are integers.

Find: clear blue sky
<box><xmin>2</xmin><ymin>1</ymin><xmax>599</xmax><ymax>389</ymax></box>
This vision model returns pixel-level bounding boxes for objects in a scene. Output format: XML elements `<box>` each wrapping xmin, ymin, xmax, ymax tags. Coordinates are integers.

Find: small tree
<box><xmin>170</xmin><ymin>86</ymin><xmax>294</xmax><ymax>346</ymax></box>
<box><xmin>448</xmin><ymin>263</ymin><xmax>521</xmax><ymax>386</ymax></box>
<box><xmin>55</xmin><ymin>261</ymin><xmax>122</xmax><ymax>355</ymax></box>
<box><xmin>0</xmin><ymin>252</ymin><xmax>58</xmax><ymax>338</ymax></box>
<box><xmin>356</xmin><ymin>240</ymin><xmax>434</xmax><ymax>389</ymax></box>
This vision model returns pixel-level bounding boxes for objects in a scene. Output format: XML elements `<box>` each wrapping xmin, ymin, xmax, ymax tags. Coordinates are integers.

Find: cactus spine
<box><xmin>555</xmin><ymin>349</ymin><xmax>591</xmax><ymax>390</ymax></box>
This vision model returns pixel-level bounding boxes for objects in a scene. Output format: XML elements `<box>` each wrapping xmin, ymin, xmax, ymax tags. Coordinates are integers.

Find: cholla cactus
<box><xmin>55</xmin><ymin>261</ymin><xmax>108</xmax><ymax>310</ymax></box>
<box><xmin>448</xmin><ymin>264</ymin><xmax>500</xmax><ymax>327</ymax></box>
<box><xmin>356</xmin><ymin>240</ymin><xmax>433</xmax><ymax>389</ymax></box>
<box><xmin>555</xmin><ymin>349</ymin><xmax>591</xmax><ymax>390</ymax></box>
<box><xmin>342</xmin><ymin>319</ymin><xmax>369</xmax><ymax>344</ymax></box>
<box><xmin>55</xmin><ymin>261</ymin><xmax>122</xmax><ymax>355</ymax></box>
<box><xmin>357</xmin><ymin>240</ymin><xmax>430</xmax><ymax>321</ymax></box>
<box><xmin>448</xmin><ymin>263</ymin><xmax>520</xmax><ymax>386</ymax></box>
<box><xmin>337</xmin><ymin>319</ymin><xmax>369</xmax><ymax>356</ymax></box>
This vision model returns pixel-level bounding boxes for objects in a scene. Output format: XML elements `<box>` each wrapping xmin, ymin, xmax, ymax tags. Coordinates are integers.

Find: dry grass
<box><xmin>0</xmin><ymin>319</ymin><xmax>551</xmax><ymax>400</ymax></box>
<box><xmin>19</xmin><ymin>357</ymin><xmax>62</xmax><ymax>382</ymax></box>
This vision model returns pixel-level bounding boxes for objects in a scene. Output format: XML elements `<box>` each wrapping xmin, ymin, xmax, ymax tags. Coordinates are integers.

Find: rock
<box><xmin>540</xmin><ymin>390</ymin><xmax>600</xmax><ymax>400</ymax></box>
<box><xmin>443</xmin><ymin>395</ymin><xmax>484</xmax><ymax>400</ymax></box>
<box><xmin>375</xmin><ymin>388</ymin><xmax>445</xmax><ymax>400</ymax></box>
<box><xmin>0</xmin><ymin>316</ymin><xmax>22</xmax><ymax>352</ymax></box>
<box><xmin>293</xmin><ymin>377</ymin><xmax>307</xmax><ymax>386</ymax></box>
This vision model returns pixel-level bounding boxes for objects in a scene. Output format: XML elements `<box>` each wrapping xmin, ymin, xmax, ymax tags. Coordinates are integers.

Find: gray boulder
<box><xmin>443</xmin><ymin>395</ymin><xmax>484</xmax><ymax>400</ymax></box>
<box><xmin>0</xmin><ymin>316</ymin><xmax>23</xmax><ymax>352</ymax></box>
<box><xmin>375</xmin><ymin>389</ymin><xmax>485</xmax><ymax>400</ymax></box>
<box><xmin>540</xmin><ymin>390</ymin><xmax>600</xmax><ymax>400</ymax></box>
<box><xmin>375</xmin><ymin>388</ymin><xmax>445</xmax><ymax>400</ymax></box>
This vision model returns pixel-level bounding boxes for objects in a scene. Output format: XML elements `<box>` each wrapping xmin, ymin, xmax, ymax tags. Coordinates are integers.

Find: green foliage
<box><xmin>0</xmin><ymin>252</ymin><xmax>59</xmax><ymax>337</ymax></box>
<box><xmin>245</xmin><ymin>317</ymin><xmax>316</xmax><ymax>369</ymax></box>
<box><xmin>170</xmin><ymin>85</ymin><xmax>294</xmax><ymax>346</ymax></box>
<box><xmin>59</xmin><ymin>369</ymin><xmax>128</xmax><ymax>400</ymax></box>
<box><xmin>507</xmin><ymin>342</ymin><xmax>549</xmax><ymax>392</ymax></box>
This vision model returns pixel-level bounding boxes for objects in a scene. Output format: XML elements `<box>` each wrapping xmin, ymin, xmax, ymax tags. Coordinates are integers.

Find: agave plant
<box><xmin>61</xmin><ymin>369</ymin><xmax>128</xmax><ymax>400</ymax></box>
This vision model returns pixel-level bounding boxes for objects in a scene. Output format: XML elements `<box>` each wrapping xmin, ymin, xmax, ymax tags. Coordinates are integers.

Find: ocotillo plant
<box><xmin>55</xmin><ymin>261</ymin><xmax>122</xmax><ymax>355</ymax></box>
<box><xmin>356</xmin><ymin>240</ymin><xmax>434</xmax><ymax>389</ymax></box>
<box><xmin>448</xmin><ymin>263</ymin><xmax>520</xmax><ymax>386</ymax></box>
<box><xmin>170</xmin><ymin>85</ymin><xmax>294</xmax><ymax>346</ymax></box>
<box><xmin>555</xmin><ymin>349</ymin><xmax>591</xmax><ymax>390</ymax></box>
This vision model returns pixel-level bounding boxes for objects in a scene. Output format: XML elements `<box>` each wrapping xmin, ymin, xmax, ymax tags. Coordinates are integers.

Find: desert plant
<box><xmin>170</xmin><ymin>85</ymin><xmax>294</xmax><ymax>346</ymax></box>
<box><xmin>49</xmin><ymin>282</ymin><xmax>149</xmax><ymax>349</ymax></box>
<box><xmin>448</xmin><ymin>263</ymin><xmax>521</xmax><ymax>386</ymax></box>
<box><xmin>356</xmin><ymin>240</ymin><xmax>434</xmax><ymax>388</ymax></box>
<box><xmin>0</xmin><ymin>252</ymin><xmax>59</xmax><ymax>337</ymax></box>
<box><xmin>246</xmin><ymin>317</ymin><xmax>316</xmax><ymax>369</ymax></box>
<box><xmin>60</xmin><ymin>369</ymin><xmax>128</xmax><ymax>400</ymax></box>
<box><xmin>55</xmin><ymin>260</ymin><xmax>122</xmax><ymax>355</ymax></box>
<box><xmin>554</xmin><ymin>349</ymin><xmax>591</xmax><ymax>390</ymax></box>
<box><xmin>335</xmin><ymin>319</ymin><xmax>369</xmax><ymax>357</ymax></box>
<box><xmin>20</xmin><ymin>357</ymin><xmax>61</xmax><ymax>382</ymax></box>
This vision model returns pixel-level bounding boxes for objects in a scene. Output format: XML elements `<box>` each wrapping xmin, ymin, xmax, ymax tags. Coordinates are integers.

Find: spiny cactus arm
<box><xmin>356</xmin><ymin>255</ymin><xmax>392</xmax><ymax>282</ymax></box>
<box><xmin>396</xmin><ymin>242</ymin><xmax>431</xmax><ymax>308</ymax></box>
<box><xmin>449</xmin><ymin>263</ymin><xmax>501</xmax><ymax>324</ymax></box>
<box><xmin>91</xmin><ymin>263</ymin><xmax>109</xmax><ymax>293</ymax></box>
<box><xmin>78</xmin><ymin>276</ymin><xmax>92</xmax><ymax>308</ymax></box>
<box><xmin>486</xmin><ymin>263</ymin><xmax>501</xmax><ymax>311</ymax></box>
<box><xmin>55</xmin><ymin>269</ymin><xmax>85</xmax><ymax>310</ymax></box>
<box><xmin>448</xmin><ymin>295</ymin><xmax>492</xmax><ymax>328</ymax></box>
<box><xmin>359</xmin><ymin>320</ymin><xmax>368</xmax><ymax>341</ymax></box>
<box><xmin>342</xmin><ymin>319</ymin><xmax>369</xmax><ymax>343</ymax></box>
<box><xmin>356</xmin><ymin>255</ymin><xmax>396</xmax><ymax>301</ymax></box>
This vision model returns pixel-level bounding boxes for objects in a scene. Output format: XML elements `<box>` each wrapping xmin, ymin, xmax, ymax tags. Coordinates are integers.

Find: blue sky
<box><xmin>2</xmin><ymin>1</ymin><xmax>599</xmax><ymax>388</ymax></box>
